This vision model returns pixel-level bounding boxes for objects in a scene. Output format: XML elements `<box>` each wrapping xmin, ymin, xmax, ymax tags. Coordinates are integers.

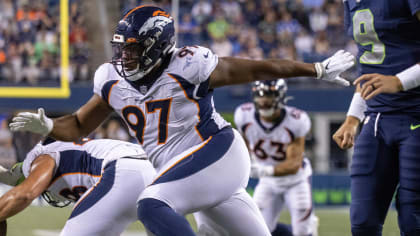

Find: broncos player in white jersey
<box><xmin>0</xmin><ymin>138</ymin><xmax>155</xmax><ymax>236</ymax></box>
<box><xmin>9</xmin><ymin>5</ymin><xmax>354</xmax><ymax>236</ymax></box>
<box><xmin>234</xmin><ymin>79</ymin><xmax>318</xmax><ymax>236</ymax></box>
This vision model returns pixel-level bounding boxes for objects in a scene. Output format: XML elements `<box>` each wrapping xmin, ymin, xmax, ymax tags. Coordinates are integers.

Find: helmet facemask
<box><xmin>252</xmin><ymin>80</ymin><xmax>288</xmax><ymax>119</ymax></box>
<box><xmin>111</xmin><ymin>38</ymin><xmax>159</xmax><ymax>81</ymax></box>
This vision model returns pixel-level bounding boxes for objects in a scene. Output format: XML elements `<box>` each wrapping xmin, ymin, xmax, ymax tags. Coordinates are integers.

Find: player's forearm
<box><xmin>211</xmin><ymin>57</ymin><xmax>316</xmax><ymax>88</ymax></box>
<box><xmin>0</xmin><ymin>190</ymin><xmax>34</xmax><ymax>221</ymax></box>
<box><xmin>273</xmin><ymin>160</ymin><xmax>301</xmax><ymax>176</ymax></box>
<box><xmin>50</xmin><ymin>114</ymin><xmax>89</xmax><ymax>141</ymax></box>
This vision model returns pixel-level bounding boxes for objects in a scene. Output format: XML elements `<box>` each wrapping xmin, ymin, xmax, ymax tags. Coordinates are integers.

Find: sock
<box><xmin>137</xmin><ymin>198</ymin><xmax>195</xmax><ymax>236</ymax></box>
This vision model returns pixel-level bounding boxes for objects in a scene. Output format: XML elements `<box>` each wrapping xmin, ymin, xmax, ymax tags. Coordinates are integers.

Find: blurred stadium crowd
<box><xmin>0</xmin><ymin>0</ymin><xmax>355</xmax><ymax>169</ymax></box>
<box><xmin>0</xmin><ymin>0</ymin><xmax>89</xmax><ymax>85</ymax></box>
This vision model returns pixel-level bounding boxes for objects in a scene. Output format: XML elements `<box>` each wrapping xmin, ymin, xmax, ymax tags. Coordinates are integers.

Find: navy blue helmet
<box><xmin>111</xmin><ymin>6</ymin><xmax>176</xmax><ymax>81</ymax></box>
<box><xmin>252</xmin><ymin>79</ymin><xmax>288</xmax><ymax>116</ymax></box>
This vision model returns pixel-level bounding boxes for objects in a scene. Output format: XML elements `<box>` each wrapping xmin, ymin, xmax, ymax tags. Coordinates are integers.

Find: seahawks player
<box><xmin>234</xmin><ymin>79</ymin><xmax>318</xmax><ymax>236</ymax></box>
<box><xmin>0</xmin><ymin>138</ymin><xmax>155</xmax><ymax>236</ymax></box>
<box><xmin>9</xmin><ymin>6</ymin><xmax>354</xmax><ymax>236</ymax></box>
<box><xmin>332</xmin><ymin>0</ymin><xmax>420</xmax><ymax>235</ymax></box>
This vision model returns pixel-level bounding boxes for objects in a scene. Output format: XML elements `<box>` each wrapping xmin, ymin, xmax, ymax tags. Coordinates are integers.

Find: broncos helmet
<box><xmin>252</xmin><ymin>79</ymin><xmax>288</xmax><ymax>118</ymax></box>
<box><xmin>111</xmin><ymin>6</ymin><xmax>176</xmax><ymax>81</ymax></box>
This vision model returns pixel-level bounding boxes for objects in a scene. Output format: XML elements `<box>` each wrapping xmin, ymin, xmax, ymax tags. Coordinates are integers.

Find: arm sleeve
<box><xmin>93</xmin><ymin>63</ymin><xmax>112</xmax><ymax>99</ymax></box>
<box><xmin>294</xmin><ymin>111</ymin><xmax>311</xmax><ymax>138</ymax></box>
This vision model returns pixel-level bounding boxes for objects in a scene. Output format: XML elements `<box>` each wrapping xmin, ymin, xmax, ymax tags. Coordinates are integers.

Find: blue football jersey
<box><xmin>344</xmin><ymin>0</ymin><xmax>420</xmax><ymax>114</ymax></box>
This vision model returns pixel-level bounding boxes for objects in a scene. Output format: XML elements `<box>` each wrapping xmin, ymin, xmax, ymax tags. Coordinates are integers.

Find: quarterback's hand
<box><xmin>332</xmin><ymin>116</ymin><xmax>360</xmax><ymax>149</ymax></box>
<box><xmin>0</xmin><ymin>162</ymin><xmax>25</xmax><ymax>186</ymax></box>
<box><xmin>353</xmin><ymin>74</ymin><xmax>403</xmax><ymax>100</ymax></box>
<box><xmin>250</xmin><ymin>163</ymin><xmax>274</xmax><ymax>178</ymax></box>
<box><xmin>315</xmin><ymin>50</ymin><xmax>355</xmax><ymax>86</ymax></box>
<box><xmin>9</xmin><ymin>108</ymin><xmax>53</xmax><ymax>136</ymax></box>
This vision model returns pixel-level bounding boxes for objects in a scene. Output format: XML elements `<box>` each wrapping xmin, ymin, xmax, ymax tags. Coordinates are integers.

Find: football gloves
<box><xmin>315</xmin><ymin>50</ymin><xmax>355</xmax><ymax>86</ymax></box>
<box><xmin>0</xmin><ymin>162</ymin><xmax>25</xmax><ymax>186</ymax></box>
<box><xmin>250</xmin><ymin>163</ymin><xmax>275</xmax><ymax>178</ymax></box>
<box><xmin>9</xmin><ymin>108</ymin><xmax>53</xmax><ymax>136</ymax></box>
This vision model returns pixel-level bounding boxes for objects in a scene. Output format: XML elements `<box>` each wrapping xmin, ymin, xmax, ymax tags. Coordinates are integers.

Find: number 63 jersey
<box><xmin>94</xmin><ymin>46</ymin><xmax>230</xmax><ymax>170</ymax></box>
<box><xmin>234</xmin><ymin>103</ymin><xmax>312</xmax><ymax>185</ymax></box>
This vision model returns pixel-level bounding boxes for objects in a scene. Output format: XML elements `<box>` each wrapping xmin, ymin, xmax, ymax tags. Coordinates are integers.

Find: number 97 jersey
<box><xmin>93</xmin><ymin>46</ymin><xmax>230</xmax><ymax>170</ymax></box>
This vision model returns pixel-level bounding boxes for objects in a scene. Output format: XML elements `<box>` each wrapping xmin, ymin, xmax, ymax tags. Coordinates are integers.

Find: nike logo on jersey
<box><xmin>410</xmin><ymin>124</ymin><xmax>420</xmax><ymax>130</ymax></box>
<box><xmin>204</xmin><ymin>51</ymin><xmax>209</xmax><ymax>58</ymax></box>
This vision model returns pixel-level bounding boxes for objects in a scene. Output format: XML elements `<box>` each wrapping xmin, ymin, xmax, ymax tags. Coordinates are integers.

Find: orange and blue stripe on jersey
<box><xmin>152</xmin><ymin>127</ymin><xmax>234</xmax><ymax>185</ymax></box>
<box><xmin>101</xmin><ymin>80</ymin><xmax>119</xmax><ymax>105</ymax></box>
<box><xmin>69</xmin><ymin>160</ymin><xmax>117</xmax><ymax>219</ymax></box>
<box><xmin>168</xmin><ymin>73</ymin><xmax>222</xmax><ymax>141</ymax></box>
<box><xmin>51</xmin><ymin>150</ymin><xmax>103</xmax><ymax>185</ymax></box>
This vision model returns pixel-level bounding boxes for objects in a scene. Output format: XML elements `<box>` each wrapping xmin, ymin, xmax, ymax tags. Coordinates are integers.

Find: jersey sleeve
<box><xmin>234</xmin><ymin>106</ymin><xmax>245</xmax><ymax>134</ymax></box>
<box><xmin>234</xmin><ymin>103</ymin><xmax>254</xmax><ymax>135</ymax></box>
<box><xmin>93</xmin><ymin>63</ymin><xmax>118</xmax><ymax>101</ymax></box>
<box><xmin>291</xmin><ymin>110</ymin><xmax>311</xmax><ymax>138</ymax></box>
<box><xmin>22</xmin><ymin>143</ymin><xmax>60</xmax><ymax>178</ymax></box>
<box><xmin>407</xmin><ymin>0</ymin><xmax>420</xmax><ymax>16</ymax></box>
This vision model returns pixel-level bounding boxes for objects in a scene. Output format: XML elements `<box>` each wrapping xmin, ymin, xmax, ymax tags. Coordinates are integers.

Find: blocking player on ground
<box><xmin>233</xmin><ymin>79</ymin><xmax>318</xmax><ymax>236</ymax></box>
<box><xmin>0</xmin><ymin>138</ymin><xmax>156</xmax><ymax>236</ymax></box>
<box><xmin>9</xmin><ymin>5</ymin><xmax>354</xmax><ymax>236</ymax></box>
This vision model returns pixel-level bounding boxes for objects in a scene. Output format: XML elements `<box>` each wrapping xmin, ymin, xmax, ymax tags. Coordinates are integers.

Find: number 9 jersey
<box><xmin>344</xmin><ymin>0</ymin><xmax>420</xmax><ymax>114</ymax></box>
<box><xmin>94</xmin><ymin>46</ymin><xmax>230</xmax><ymax>170</ymax></box>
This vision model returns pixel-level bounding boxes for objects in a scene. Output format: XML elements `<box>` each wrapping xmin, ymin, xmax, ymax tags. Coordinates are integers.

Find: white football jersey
<box><xmin>234</xmin><ymin>103</ymin><xmax>312</xmax><ymax>184</ymax></box>
<box><xmin>93</xmin><ymin>46</ymin><xmax>230</xmax><ymax>170</ymax></box>
<box><xmin>22</xmin><ymin>139</ymin><xmax>147</xmax><ymax>203</ymax></box>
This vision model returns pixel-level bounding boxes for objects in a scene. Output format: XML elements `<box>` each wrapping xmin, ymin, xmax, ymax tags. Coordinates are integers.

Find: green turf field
<box><xmin>6</xmin><ymin>205</ymin><xmax>400</xmax><ymax>236</ymax></box>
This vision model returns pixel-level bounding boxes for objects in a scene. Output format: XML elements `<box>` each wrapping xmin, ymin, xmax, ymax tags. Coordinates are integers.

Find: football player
<box><xmin>332</xmin><ymin>1</ymin><xmax>420</xmax><ymax>235</ymax></box>
<box><xmin>234</xmin><ymin>79</ymin><xmax>318</xmax><ymax>236</ymax></box>
<box><xmin>9</xmin><ymin>6</ymin><xmax>354</xmax><ymax>236</ymax></box>
<box><xmin>0</xmin><ymin>138</ymin><xmax>155</xmax><ymax>236</ymax></box>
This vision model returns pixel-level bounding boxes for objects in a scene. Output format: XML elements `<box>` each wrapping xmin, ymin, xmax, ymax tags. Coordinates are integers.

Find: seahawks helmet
<box><xmin>111</xmin><ymin>6</ymin><xmax>176</xmax><ymax>81</ymax></box>
<box><xmin>252</xmin><ymin>79</ymin><xmax>288</xmax><ymax>117</ymax></box>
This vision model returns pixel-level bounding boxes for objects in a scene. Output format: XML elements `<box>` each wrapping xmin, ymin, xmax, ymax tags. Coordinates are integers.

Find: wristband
<box><xmin>347</xmin><ymin>92</ymin><xmax>367</xmax><ymax>122</ymax></box>
<box><xmin>314</xmin><ymin>62</ymin><xmax>324</xmax><ymax>79</ymax></box>
<box><xmin>261</xmin><ymin>165</ymin><xmax>275</xmax><ymax>176</ymax></box>
<box><xmin>396</xmin><ymin>64</ymin><xmax>420</xmax><ymax>91</ymax></box>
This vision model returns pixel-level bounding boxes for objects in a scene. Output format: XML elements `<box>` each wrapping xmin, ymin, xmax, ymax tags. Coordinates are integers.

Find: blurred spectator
<box><xmin>191</xmin><ymin>0</ymin><xmax>212</xmax><ymax>25</ymax></box>
<box><xmin>211</xmin><ymin>37</ymin><xmax>233</xmax><ymax>57</ymax></box>
<box><xmin>0</xmin><ymin>118</ymin><xmax>16</xmax><ymax>168</ymax></box>
<box><xmin>309</xmin><ymin>7</ymin><xmax>328</xmax><ymax>33</ymax></box>
<box><xmin>178</xmin><ymin>13</ymin><xmax>200</xmax><ymax>46</ymax></box>
<box><xmin>207</xmin><ymin>12</ymin><xmax>229</xmax><ymax>41</ymax></box>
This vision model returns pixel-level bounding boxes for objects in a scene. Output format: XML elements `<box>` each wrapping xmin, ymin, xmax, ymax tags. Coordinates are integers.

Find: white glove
<box><xmin>314</xmin><ymin>50</ymin><xmax>355</xmax><ymax>86</ymax></box>
<box><xmin>0</xmin><ymin>162</ymin><xmax>25</xmax><ymax>186</ymax></box>
<box><xmin>250</xmin><ymin>163</ymin><xmax>275</xmax><ymax>178</ymax></box>
<box><xmin>9</xmin><ymin>108</ymin><xmax>53</xmax><ymax>136</ymax></box>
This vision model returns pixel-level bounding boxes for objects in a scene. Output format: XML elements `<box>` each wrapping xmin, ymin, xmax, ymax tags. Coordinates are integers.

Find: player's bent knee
<box><xmin>137</xmin><ymin>198</ymin><xmax>167</xmax><ymax>221</ymax></box>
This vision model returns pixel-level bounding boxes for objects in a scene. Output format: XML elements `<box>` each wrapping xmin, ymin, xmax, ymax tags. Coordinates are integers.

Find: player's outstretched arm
<box><xmin>209</xmin><ymin>50</ymin><xmax>355</xmax><ymax>88</ymax></box>
<box><xmin>51</xmin><ymin>95</ymin><xmax>113</xmax><ymax>141</ymax></box>
<box><xmin>0</xmin><ymin>155</ymin><xmax>55</xmax><ymax>221</ymax></box>
<box><xmin>10</xmin><ymin>95</ymin><xmax>113</xmax><ymax>141</ymax></box>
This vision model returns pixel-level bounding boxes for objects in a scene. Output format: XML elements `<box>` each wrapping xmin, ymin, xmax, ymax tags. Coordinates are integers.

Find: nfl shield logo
<box><xmin>139</xmin><ymin>86</ymin><xmax>148</xmax><ymax>94</ymax></box>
